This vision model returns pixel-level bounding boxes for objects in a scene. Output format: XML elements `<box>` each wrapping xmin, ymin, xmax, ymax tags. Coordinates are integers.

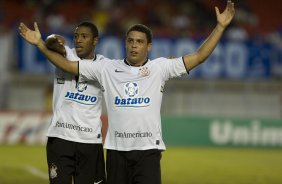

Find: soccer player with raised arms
<box><xmin>33</xmin><ymin>22</ymin><xmax>107</xmax><ymax>184</ymax></box>
<box><xmin>19</xmin><ymin>1</ymin><xmax>235</xmax><ymax>183</ymax></box>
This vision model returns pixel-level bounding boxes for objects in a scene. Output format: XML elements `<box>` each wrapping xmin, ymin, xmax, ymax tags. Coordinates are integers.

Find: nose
<box><xmin>132</xmin><ymin>41</ymin><xmax>137</xmax><ymax>48</ymax></box>
<box><xmin>75</xmin><ymin>36</ymin><xmax>82</xmax><ymax>43</ymax></box>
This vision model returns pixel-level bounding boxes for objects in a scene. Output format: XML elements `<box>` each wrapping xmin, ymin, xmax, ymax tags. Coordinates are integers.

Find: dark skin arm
<box><xmin>18</xmin><ymin>22</ymin><xmax>78</xmax><ymax>75</ymax></box>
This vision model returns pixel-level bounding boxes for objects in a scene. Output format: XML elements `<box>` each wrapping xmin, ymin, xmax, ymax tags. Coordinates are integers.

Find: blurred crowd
<box><xmin>0</xmin><ymin>0</ymin><xmax>213</xmax><ymax>38</ymax></box>
<box><xmin>0</xmin><ymin>0</ymin><xmax>281</xmax><ymax>111</ymax></box>
<box><xmin>0</xmin><ymin>0</ymin><xmax>281</xmax><ymax>42</ymax></box>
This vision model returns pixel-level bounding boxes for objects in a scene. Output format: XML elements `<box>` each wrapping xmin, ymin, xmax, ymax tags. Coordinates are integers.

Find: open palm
<box><xmin>215</xmin><ymin>0</ymin><xmax>235</xmax><ymax>28</ymax></box>
<box><xmin>18</xmin><ymin>22</ymin><xmax>42</xmax><ymax>46</ymax></box>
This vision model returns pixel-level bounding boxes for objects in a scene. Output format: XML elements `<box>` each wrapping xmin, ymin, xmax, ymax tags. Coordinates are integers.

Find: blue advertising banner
<box><xmin>16</xmin><ymin>34</ymin><xmax>281</xmax><ymax>79</ymax></box>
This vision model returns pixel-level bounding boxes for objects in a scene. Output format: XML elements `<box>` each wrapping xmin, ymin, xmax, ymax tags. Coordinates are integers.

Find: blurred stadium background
<box><xmin>0</xmin><ymin>0</ymin><xmax>282</xmax><ymax>183</ymax></box>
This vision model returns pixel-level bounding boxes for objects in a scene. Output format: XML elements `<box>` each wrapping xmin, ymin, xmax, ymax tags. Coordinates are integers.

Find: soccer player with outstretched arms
<box><xmin>23</xmin><ymin>22</ymin><xmax>107</xmax><ymax>184</ymax></box>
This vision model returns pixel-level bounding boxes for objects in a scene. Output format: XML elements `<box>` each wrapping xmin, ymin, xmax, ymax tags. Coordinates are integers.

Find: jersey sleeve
<box><xmin>65</xmin><ymin>46</ymin><xmax>78</xmax><ymax>60</ymax></box>
<box><xmin>78</xmin><ymin>59</ymin><xmax>107</xmax><ymax>82</ymax></box>
<box><xmin>64</xmin><ymin>45</ymin><xmax>71</xmax><ymax>58</ymax></box>
<box><xmin>157</xmin><ymin>57</ymin><xmax>188</xmax><ymax>80</ymax></box>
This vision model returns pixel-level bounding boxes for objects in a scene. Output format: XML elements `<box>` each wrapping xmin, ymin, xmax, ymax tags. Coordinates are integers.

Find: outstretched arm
<box><xmin>18</xmin><ymin>22</ymin><xmax>78</xmax><ymax>75</ymax></box>
<box><xmin>183</xmin><ymin>0</ymin><xmax>235</xmax><ymax>71</ymax></box>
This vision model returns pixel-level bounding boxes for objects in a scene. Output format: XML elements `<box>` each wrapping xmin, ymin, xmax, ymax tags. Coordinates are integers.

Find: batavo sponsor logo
<box><xmin>113</xmin><ymin>82</ymin><xmax>151</xmax><ymax>107</ymax></box>
<box><xmin>114</xmin><ymin>96</ymin><xmax>150</xmax><ymax>107</ymax></box>
<box><xmin>115</xmin><ymin>131</ymin><xmax>153</xmax><ymax>138</ymax></box>
<box><xmin>64</xmin><ymin>81</ymin><xmax>97</xmax><ymax>105</ymax></box>
<box><xmin>65</xmin><ymin>91</ymin><xmax>97</xmax><ymax>105</ymax></box>
<box><xmin>210</xmin><ymin>120</ymin><xmax>282</xmax><ymax>146</ymax></box>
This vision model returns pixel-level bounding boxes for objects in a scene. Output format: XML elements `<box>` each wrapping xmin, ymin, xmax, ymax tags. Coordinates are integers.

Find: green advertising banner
<box><xmin>0</xmin><ymin>112</ymin><xmax>281</xmax><ymax>147</ymax></box>
<box><xmin>162</xmin><ymin>116</ymin><xmax>282</xmax><ymax>147</ymax></box>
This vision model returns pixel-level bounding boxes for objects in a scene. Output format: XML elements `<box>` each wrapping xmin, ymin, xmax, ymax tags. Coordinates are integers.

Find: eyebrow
<box><xmin>127</xmin><ymin>37</ymin><xmax>145</xmax><ymax>42</ymax></box>
<box><xmin>75</xmin><ymin>32</ymin><xmax>90</xmax><ymax>35</ymax></box>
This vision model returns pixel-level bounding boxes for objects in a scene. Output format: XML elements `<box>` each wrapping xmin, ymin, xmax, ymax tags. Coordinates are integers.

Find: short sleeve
<box><xmin>156</xmin><ymin>57</ymin><xmax>188</xmax><ymax>80</ymax></box>
<box><xmin>78</xmin><ymin>58</ymin><xmax>108</xmax><ymax>82</ymax></box>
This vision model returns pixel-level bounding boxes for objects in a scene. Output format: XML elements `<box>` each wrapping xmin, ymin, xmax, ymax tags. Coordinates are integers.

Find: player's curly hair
<box><xmin>126</xmin><ymin>24</ymin><xmax>153</xmax><ymax>43</ymax></box>
<box><xmin>77</xmin><ymin>21</ymin><xmax>99</xmax><ymax>38</ymax></box>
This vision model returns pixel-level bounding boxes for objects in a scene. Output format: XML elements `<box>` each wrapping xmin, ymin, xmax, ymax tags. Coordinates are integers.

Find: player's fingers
<box><xmin>18</xmin><ymin>23</ymin><xmax>23</xmax><ymax>31</ymax></box>
<box><xmin>231</xmin><ymin>2</ymin><xmax>235</xmax><ymax>12</ymax></box>
<box><xmin>227</xmin><ymin>0</ymin><xmax>235</xmax><ymax>11</ymax></box>
<box><xmin>58</xmin><ymin>40</ymin><xmax>63</xmax><ymax>45</ymax></box>
<box><xmin>227</xmin><ymin>1</ymin><xmax>235</xmax><ymax>15</ymax></box>
<box><xmin>19</xmin><ymin>22</ymin><xmax>27</xmax><ymax>31</ymax></box>
<box><xmin>19</xmin><ymin>27</ymin><xmax>26</xmax><ymax>36</ymax></box>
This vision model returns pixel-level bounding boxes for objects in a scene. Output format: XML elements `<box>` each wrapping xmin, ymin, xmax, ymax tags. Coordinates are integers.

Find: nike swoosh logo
<box><xmin>115</xmin><ymin>69</ymin><xmax>124</xmax><ymax>72</ymax></box>
<box><xmin>94</xmin><ymin>180</ymin><xmax>103</xmax><ymax>184</ymax></box>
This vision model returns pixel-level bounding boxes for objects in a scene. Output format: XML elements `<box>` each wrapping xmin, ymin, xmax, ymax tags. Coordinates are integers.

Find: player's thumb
<box><xmin>34</xmin><ymin>22</ymin><xmax>40</xmax><ymax>32</ymax></box>
<box><xmin>215</xmin><ymin>6</ymin><xmax>220</xmax><ymax>16</ymax></box>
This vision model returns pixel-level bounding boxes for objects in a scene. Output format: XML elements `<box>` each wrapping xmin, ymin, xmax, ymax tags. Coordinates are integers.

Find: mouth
<box><xmin>130</xmin><ymin>51</ymin><xmax>138</xmax><ymax>56</ymax></box>
<box><xmin>75</xmin><ymin>45</ymin><xmax>83</xmax><ymax>52</ymax></box>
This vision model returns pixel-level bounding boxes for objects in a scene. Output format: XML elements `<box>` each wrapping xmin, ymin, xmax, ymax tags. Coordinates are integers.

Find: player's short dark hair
<box><xmin>77</xmin><ymin>21</ymin><xmax>99</xmax><ymax>38</ymax></box>
<box><xmin>126</xmin><ymin>24</ymin><xmax>153</xmax><ymax>43</ymax></box>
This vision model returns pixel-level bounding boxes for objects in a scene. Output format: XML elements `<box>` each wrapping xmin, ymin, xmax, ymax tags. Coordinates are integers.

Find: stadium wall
<box><xmin>7</xmin><ymin>76</ymin><xmax>282</xmax><ymax>119</ymax></box>
<box><xmin>0</xmin><ymin>111</ymin><xmax>281</xmax><ymax>148</ymax></box>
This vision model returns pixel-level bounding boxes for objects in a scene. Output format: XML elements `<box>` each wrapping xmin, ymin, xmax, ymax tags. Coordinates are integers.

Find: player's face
<box><xmin>74</xmin><ymin>26</ymin><xmax>97</xmax><ymax>59</ymax></box>
<box><xmin>126</xmin><ymin>31</ymin><xmax>152</xmax><ymax>66</ymax></box>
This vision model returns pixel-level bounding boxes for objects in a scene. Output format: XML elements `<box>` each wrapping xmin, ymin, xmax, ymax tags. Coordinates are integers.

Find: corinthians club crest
<box><xmin>139</xmin><ymin>66</ymin><xmax>150</xmax><ymax>77</ymax></box>
<box><xmin>76</xmin><ymin>81</ymin><xmax>88</xmax><ymax>92</ymax></box>
<box><xmin>50</xmin><ymin>163</ymin><xmax>58</xmax><ymax>179</ymax></box>
<box><xmin>124</xmin><ymin>82</ymin><xmax>139</xmax><ymax>97</ymax></box>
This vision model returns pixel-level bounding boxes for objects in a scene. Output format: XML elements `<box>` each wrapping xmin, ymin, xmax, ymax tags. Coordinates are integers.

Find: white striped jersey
<box><xmin>46</xmin><ymin>46</ymin><xmax>105</xmax><ymax>143</ymax></box>
<box><xmin>79</xmin><ymin>57</ymin><xmax>187</xmax><ymax>150</ymax></box>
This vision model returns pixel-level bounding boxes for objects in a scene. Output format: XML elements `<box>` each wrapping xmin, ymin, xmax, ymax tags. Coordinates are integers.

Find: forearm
<box><xmin>196</xmin><ymin>24</ymin><xmax>225</xmax><ymax>62</ymax></box>
<box><xmin>183</xmin><ymin>24</ymin><xmax>225</xmax><ymax>71</ymax></box>
<box><xmin>37</xmin><ymin>40</ymin><xmax>78</xmax><ymax>75</ymax></box>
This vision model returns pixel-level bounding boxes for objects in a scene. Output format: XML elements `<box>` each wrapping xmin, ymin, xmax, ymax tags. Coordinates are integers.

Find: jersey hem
<box><xmin>47</xmin><ymin>134</ymin><xmax>103</xmax><ymax>144</ymax></box>
<box><xmin>104</xmin><ymin>145</ymin><xmax>166</xmax><ymax>151</ymax></box>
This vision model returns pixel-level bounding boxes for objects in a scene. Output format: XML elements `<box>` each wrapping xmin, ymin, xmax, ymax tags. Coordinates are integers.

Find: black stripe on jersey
<box><xmin>182</xmin><ymin>56</ymin><xmax>189</xmax><ymax>74</ymax></box>
<box><xmin>77</xmin><ymin>61</ymin><xmax>80</xmax><ymax>77</ymax></box>
<box><xmin>76</xmin><ymin>55</ymin><xmax>96</xmax><ymax>82</ymax></box>
<box><xmin>79</xmin><ymin>54</ymin><xmax>96</xmax><ymax>61</ymax></box>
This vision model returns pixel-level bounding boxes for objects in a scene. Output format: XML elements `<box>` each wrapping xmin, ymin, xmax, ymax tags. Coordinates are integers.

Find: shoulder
<box><xmin>65</xmin><ymin>46</ymin><xmax>79</xmax><ymax>61</ymax></box>
<box><xmin>148</xmin><ymin>57</ymin><xmax>170</xmax><ymax>66</ymax></box>
<box><xmin>96</xmin><ymin>54</ymin><xmax>114</xmax><ymax>62</ymax></box>
<box><xmin>147</xmin><ymin>57</ymin><xmax>184</xmax><ymax>72</ymax></box>
<box><xmin>150</xmin><ymin>57</ymin><xmax>182</xmax><ymax>63</ymax></box>
<box><xmin>151</xmin><ymin>57</ymin><xmax>168</xmax><ymax>62</ymax></box>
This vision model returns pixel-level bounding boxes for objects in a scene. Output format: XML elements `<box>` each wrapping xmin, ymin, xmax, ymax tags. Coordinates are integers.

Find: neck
<box><xmin>126</xmin><ymin>59</ymin><xmax>147</xmax><ymax>67</ymax></box>
<box><xmin>80</xmin><ymin>54</ymin><xmax>95</xmax><ymax>60</ymax></box>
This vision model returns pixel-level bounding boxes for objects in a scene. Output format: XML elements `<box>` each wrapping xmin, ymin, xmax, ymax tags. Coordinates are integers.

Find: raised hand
<box><xmin>215</xmin><ymin>0</ymin><xmax>235</xmax><ymax>29</ymax></box>
<box><xmin>18</xmin><ymin>22</ymin><xmax>42</xmax><ymax>46</ymax></box>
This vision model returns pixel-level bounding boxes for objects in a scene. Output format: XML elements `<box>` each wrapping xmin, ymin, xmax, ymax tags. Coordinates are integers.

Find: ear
<box><xmin>147</xmin><ymin>43</ymin><xmax>152</xmax><ymax>52</ymax></box>
<box><xmin>93</xmin><ymin>37</ymin><xmax>98</xmax><ymax>46</ymax></box>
